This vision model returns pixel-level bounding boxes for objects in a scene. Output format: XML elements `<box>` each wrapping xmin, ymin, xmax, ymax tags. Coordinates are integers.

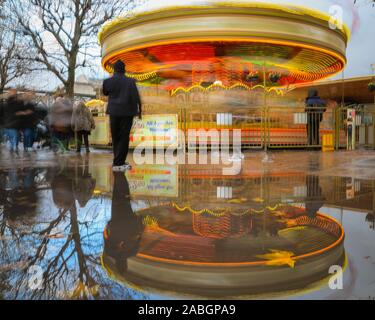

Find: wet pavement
<box><xmin>0</xmin><ymin>148</ymin><xmax>375</xmax><ymax>300</ymax></box>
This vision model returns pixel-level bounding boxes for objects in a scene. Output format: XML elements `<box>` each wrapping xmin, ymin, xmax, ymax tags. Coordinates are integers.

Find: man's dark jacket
<box><xmin>103</xmin><ymin>73</ymin><xmax>141</xmax><ymax>117</ymax></box>
<box><xmin>3</xmin><ymin>96</ymin><xmax>29</xmax><ymax>129</ymax></box>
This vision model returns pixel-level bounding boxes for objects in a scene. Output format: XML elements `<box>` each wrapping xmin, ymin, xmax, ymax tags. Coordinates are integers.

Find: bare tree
<box><xmin>0</xmin><ymin>1</ymin><xmax>35</xmax><ymax>93</ymax></box>
<box><xmin>10</xmin><ymin>0</ymin><xmax>138</xmax><ymax>97</ymax></box>
<box><xmin>354</xmin><ymin>0</ymin><xmax>375</xmax><ymax>7</ymax></box>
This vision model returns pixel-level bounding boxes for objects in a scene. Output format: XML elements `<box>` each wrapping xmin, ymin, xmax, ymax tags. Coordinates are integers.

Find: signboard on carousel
<box><xmin>130</xmin><ymin>114</ymin><xmax>179</xmax><ymax>148</ymax></box>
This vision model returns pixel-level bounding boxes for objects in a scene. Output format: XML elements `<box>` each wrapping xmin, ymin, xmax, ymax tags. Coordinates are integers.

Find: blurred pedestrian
<box><xmin>71</xmin><ymin>101</ymin><xmax>96</xmax><ymax>154</ymax></box>
<box><xmin>19</xmin><ymin>92</ymin><xmax>37</xmax><ymax>152</ymax></box>
<box><xmin>0</xmin><ymin>93</ymin><xmax>5</xmax><ymax>145</ymax></box>
<box><xmin>103</xmin><ymin>60</ymin><xmax>142</xmax><ymax>172</ymax></box>
<box><xmin>34</xmin><ymin>101</ymin><xmax>49</xmax><ymax>149</ymax></box>
<box><xmin>49</xmin><ymin>93</ymin><xmax>73</xmax><ymax>152</ymax></box>
<box><xmin>3</xmin><ymin>89</ymin><xmax>24</xmax><ymax>154</ymax></box>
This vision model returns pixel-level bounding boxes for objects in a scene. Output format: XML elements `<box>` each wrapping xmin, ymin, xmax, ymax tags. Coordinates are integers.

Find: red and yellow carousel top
<box><xmin>99</xmin><ymin>2</ymin><xmax>349</xmax><ymax>91</ymax></box>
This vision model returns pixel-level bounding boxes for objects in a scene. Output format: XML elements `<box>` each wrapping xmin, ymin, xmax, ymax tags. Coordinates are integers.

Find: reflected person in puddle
<box><xmin>305</xmin><ymin>175</ymin><xmax>325</xmax><ymax>218</ymax></box>
<box><xmin>73</xmin><ymin>156</ymin><xmax>96</xmax><ymax>208</ymax></box>
<box><xmin>0</xmin><ymin>167</ymin><xmax>39</xmax><ymax>221</ymax></box>
<box><xmin>104</xmin><ymin>172</ymin><xmax>144</xmax><ymax>273</ymax></box>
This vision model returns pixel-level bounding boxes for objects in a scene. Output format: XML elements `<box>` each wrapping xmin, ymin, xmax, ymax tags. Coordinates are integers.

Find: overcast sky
<box><xmin>25</xmin><ymin>0</ymin><xmax>375</xmax><ymax>91</ymax></box>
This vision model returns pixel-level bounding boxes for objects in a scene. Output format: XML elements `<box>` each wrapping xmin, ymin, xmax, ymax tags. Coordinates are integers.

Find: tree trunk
<box><xmin>66</xmin><ymin>67</ymin><xmax>75</xmax><ymax>98</ymax></box>
<box><xmin>66</xmin><ymin>51</ymin><xmax>78</xmax><ymax>98</ymax></box>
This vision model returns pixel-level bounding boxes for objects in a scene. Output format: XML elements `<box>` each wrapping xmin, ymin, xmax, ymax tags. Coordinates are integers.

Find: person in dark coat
<box><xmin>305</xmin><ymin>89</ymin><xmax>326</xmax><ymax>146</ymax></box>
<box><xmin>3</xmin><ymin>89</ymin><xmax>24</xmax><ymax>153</ymax></box>
<box><xmin>103</xmin><ymin>60</ymin><xmax>142</xmax><ymax>172</ymax></box>
<box><xmin>19</xmin><ymin>92</ymin><xmax>37</xmax><ymax>151</ymax></box>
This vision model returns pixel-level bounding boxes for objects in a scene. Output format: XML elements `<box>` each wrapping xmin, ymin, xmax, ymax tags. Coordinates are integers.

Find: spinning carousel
<box><xmin>96</xmin><ymin>2</ymin><xmax>349</xmax><ymax>148</ymax></box>
<box><xmin>99</xmin><ymin>3</ymin><xmax>348</xmax><ymax>90</ymax></box>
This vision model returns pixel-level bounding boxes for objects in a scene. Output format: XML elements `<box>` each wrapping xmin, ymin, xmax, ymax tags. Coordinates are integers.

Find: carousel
<box><xmin>97</xmin><ymin>2</ymin><xmax>349</xmax><ymax>148</ymax></box>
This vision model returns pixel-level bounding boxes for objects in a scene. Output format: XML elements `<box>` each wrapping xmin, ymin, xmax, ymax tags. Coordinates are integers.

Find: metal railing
<box><xmin>179</xmin><ymin>106</ymin><xmax>335</xmax><ymax>149</ymax></box>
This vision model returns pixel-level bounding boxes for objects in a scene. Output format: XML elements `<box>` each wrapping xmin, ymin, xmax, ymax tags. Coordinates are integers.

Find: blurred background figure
<box><xmin>71</xmin><ymin>101</ymin><xmax>96</xmax><ymax>154</ymax></box>
<box><xmin>19</xmin><ymin>92</ymin><xmax>37</xmax><ymax>152</ymax></box>
<box><xmin>3</xmin><ymin>89</ymin><xmax>24</xmax><ymax>154</ymax></box>
<box><xmin>49</xmin><ymin>93</ymin><xmax>73</xmax><ymax>153</ymax></box>
<box><xmin>33</xmin><ymin>100</ymin><xmax>50</xmax><ymax>149</ymax></box>
<box><xmin>0</xmin><ymin>93</ymin><xmax>5</xmax><ymax>147</ymax></box>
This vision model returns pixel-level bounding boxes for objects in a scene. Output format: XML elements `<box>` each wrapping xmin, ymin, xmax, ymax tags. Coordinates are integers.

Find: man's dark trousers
<box><xmin>110</xmin><ymin>116</ymin><xmax>134</xmax><ymax>166</ymax></box>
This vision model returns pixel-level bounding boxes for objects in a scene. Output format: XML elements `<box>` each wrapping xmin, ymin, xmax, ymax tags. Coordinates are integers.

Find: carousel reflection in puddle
<box><xmin>103</xmin><ymin>171</ymin><xmax>345</xmax><ymax>298</ymax></box>
<box><xmin>0</xmin><ymin>160</ymin><xmax>374</xmax><ymax>299</ymax></box>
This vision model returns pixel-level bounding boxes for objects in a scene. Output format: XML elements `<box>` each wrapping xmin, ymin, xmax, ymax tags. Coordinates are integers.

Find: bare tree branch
<box><xmin>9</xmin><ymin>0</ymin><xmax>128</xmax><ymax>97</ymax></box>
<box><xmin>0</xmin><ymin>1</ymin><xmax>37</xmax><ymax>92</ymax></box>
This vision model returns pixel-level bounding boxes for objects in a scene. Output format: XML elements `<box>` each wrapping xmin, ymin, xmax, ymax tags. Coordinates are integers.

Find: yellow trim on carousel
<box><xmin>85</xmin><ymin>99</ymin><xmax>106</xmax><ymax>108</ymax></box>
<box><xmin>98</xmin><ymin>2</ymin><xmax>350</xmax><ymax>45</ymax></box>
<box><xmin>170</xmin><ymin>83</ymin><xmax>285</xmax><ymax>96</ymax></box>
<box><xmin>101</xmin><ymin>37</ymin><xmax>347</xmax><ymax>82</ymax></box>
<box><xmin>172</xmin><ymin>202</ymin><xmax>283</xmax><ymax>217</ymax></box>
<box><xmin>100</xmin><ymin>251</ymin><xmax>348</xmax><ymax>299</ymax></box>
<box><xmin>126</xmin><ymin>71</ymin><xmax>158</xmax><ymax>81</ymax></box>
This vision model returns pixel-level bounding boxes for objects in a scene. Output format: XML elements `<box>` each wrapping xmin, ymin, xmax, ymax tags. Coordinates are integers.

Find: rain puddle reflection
<box><xmin>0</xmin><ymin>158</ymin><xmax>374</xmax><ymax>299</ymax></box>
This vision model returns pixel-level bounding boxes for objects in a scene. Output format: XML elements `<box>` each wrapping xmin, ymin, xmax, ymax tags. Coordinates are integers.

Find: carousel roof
<box><xmin>99</xmin><ymin>2</ymin><xmax>349</xmax><ymax>90</ymax></box>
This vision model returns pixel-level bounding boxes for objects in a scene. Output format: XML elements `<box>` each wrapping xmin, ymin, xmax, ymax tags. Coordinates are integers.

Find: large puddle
<box><xmin>0</xmin><ymin>159</ymin><xmax>374</xmax><ymax>299</ymax></box>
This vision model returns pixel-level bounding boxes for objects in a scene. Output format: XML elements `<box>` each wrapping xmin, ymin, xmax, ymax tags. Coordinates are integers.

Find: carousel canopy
<box><xmin>99</xmin><ymin>3</ymin><xmax>349</xmax><ymax>91</ymax></box>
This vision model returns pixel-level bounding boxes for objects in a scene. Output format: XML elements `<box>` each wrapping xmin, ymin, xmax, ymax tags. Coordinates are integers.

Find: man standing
<box><xmin>305</xmin><ymin>89</ymin><xmax>326</xmax><ymax>147</ymax></box>
<box><xmin>103</xmin><ymin>60</ymin><xmax>142</xmax><ymax>172</ymax></box>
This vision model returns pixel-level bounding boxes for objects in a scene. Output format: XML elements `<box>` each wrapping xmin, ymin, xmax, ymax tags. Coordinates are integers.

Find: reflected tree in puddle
<box><xmin>0</xmin><ymin>158</ymin><xmax>147</xmax><ymax>300</ymax></box>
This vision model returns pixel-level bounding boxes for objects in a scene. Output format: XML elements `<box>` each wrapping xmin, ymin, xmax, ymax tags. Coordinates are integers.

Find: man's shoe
<box><xmin>112</xmin><ymin>166</ymin><xmax>125</xmax><ymax>172</ymax></box>
<box><xmin>112</xmin><ymin>165</ymin><xmax>128</xmax><ymax>172</ymax></box>
<box><xmin>113</xmin><ymin>163</ymin><xmax>132</xmax><ymax>172</ymax></box>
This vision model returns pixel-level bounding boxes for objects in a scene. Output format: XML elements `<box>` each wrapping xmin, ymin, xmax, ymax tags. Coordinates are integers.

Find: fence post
<box><xmin>334</xmin><ymin>106</ymin><xmax>341</xmax><ymax>150</ymax></box>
